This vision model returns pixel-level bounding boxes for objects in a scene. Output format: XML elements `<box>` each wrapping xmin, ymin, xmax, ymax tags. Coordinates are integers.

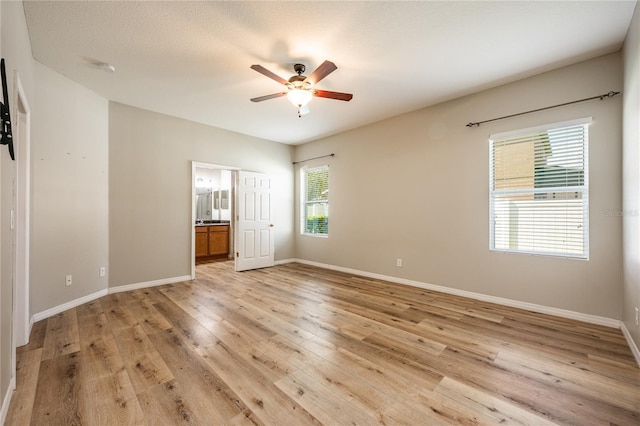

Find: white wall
<box><xmin>622</xmin><ymin>3</ymin><xmax>640</xmax><ymax>351</ymax></box>
<box><xmin>109</xmin><ymin>102</ymin><xmax>294</xmax><ymax>289</ymax></box>
<box><xmin>294</xmin><ymin>53</ymin><xmax>623</xmax><ymax>319</ymax></box>
<box><xmin>29</xmin><ymin>61</ymin><xmax>109</xmax><ymax>316</ymax></box>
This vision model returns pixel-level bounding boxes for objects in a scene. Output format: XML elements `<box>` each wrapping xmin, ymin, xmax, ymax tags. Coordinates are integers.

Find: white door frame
<box><xmin>13</xmin><ymin>71</ymin><xmax>31</xmax><ymax>351</ymax></box>
<box><xmin>190</xmin><ymin>161</ymin><xmax>239</xmax><ymax>279</ymax></box>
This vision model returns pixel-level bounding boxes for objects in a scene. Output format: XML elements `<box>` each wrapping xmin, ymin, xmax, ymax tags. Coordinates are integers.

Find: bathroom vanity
<box><xmin>195</xmin><ymin>222</ymin><xmax>230</xmax><ymax>259</ymax></box>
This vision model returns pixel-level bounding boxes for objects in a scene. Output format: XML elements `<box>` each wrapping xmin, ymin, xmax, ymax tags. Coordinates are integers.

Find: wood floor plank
<box><xmin>191</xmin><ymin>292</ymin><xmax>277</xmax><ymax>344</ymax></box>
<box><xmin>495</xmin><ymin>348</ymin><xmax>640</xmax><ymax>420</ymax></box>
<box><xmin>123</xmin><ymin>349</ymin><xmax>174</xmax><ymax>393</ymax></box>
<box><xmin>124</xmin><ymin>297</ymin><xmax>173</xmax><ymax>335</ymax></box>
<box><xmin>4</xmin><ymin>348</ymin><xmax>42</xmax><ymax>426</ymax></box>
<box><xmin>275</xmin><ymin>367</ymin><xmax>389</xmax><ymax>425</ymax></box>
<box><xmin>80</xmin><ymin>368</ymin><xmax>146</xmax><ymax>425</ymax></box>
<box><xmin>196</xmin><ymin>340</ymin><xmax>320</xmax><ymax>425</ymax></box>
<box><xmin>430</xmin><ymin>346</ymin><xmax>633</xmax><ymax>425</ymax></box>
<box><xmin>325</xmin><ymin>295</ymin><xmax>501</xmax><ymax>359</ymax></box>
<box><xmin>110</xmin><ymin>322</ymin><xmax>157</xmax><ymax>360</ymax></box>
<box><xmin>225</xmin><ymin>409</ymin><xmax>265</xmax><ymax>426</ymax></box>
<box><xmin>158</xmin><ymin>286</ymin><xmax>224</xmax><ymax>333</ymax></box>
<box><xmin>102</xmin><ymin>293</ymin><xmax>142</xmax><ymax>329</ymax></box>
<box><xmin>431</xmin><ymin>377</ymin><xmax>557</xmax><ymax>426</ymax></box>
<box><xmin>41</xmin><ymin>309</ymin><xmax>80</xmax><ymax>361</ymax></box>
<box><xmin>147</xmin><ymin>328</ymin><xmax>248</xmax><ymax>421</ymax></box>
<box><xmin>31</xmin><ymin>351</ymin><xmax>83</xmax><ymax>424</ymax></box>
<box><xmin>136</xmin><ymin>379</ymin><xmax>200</xmax><ymax>425</ymax></box>
<box><xmin>16</xmin><ymin>320</ymin><xmax>46</xmax><ymax>355</ymax></box>
<box><xmin>587</xmin><ymin>353</ymin><xmax>640</xmax><ymax>384</ymax></box>
<box><xmin>6</xmin><ymin>261</ymin><xmax>639</xmax><ymax>425</ymax></box>
<box><xmin>151</xmin><ymin>301</ymin><xmax>220</xmax><ymax>350</ymax></box>
<box><xmin>316</xmin><ymin>301</ymin><xmax>447</xmax><ymax>355</ymax></box>
<box><xmin>79</xmin><ymin>334</ymin><xmax>126</xmax><ymax>381</ymax></box>
<box><xmin>247</xmin><ymin>346</ymin><xmax>298</xmax><ymax>384</ymax></box>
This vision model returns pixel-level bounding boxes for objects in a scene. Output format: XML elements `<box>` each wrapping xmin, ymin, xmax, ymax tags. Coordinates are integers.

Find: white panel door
<box><xmin>235</xmin><ymin>171</ymin><xmax>274</xmax><ymax>271</ymax></box>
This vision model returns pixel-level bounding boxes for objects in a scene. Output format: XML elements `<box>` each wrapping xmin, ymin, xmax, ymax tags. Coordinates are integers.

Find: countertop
<box><xmin>195</xmin><ymin>221</ymin><xmax>230</xmax><ymax>227</ymax></box>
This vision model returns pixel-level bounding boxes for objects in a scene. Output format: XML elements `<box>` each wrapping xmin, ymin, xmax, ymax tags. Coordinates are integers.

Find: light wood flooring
<box><xmin>6</xmin><ymin>261</ymin><xmax>640</xmax><ymax>425</ymax></box>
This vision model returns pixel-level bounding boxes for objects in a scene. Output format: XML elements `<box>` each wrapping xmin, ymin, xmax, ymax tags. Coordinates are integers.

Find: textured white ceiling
<box><xmin>23</xmin><ymin>1</ymin><xmax>637</xmax><ymax>145</ymax></box>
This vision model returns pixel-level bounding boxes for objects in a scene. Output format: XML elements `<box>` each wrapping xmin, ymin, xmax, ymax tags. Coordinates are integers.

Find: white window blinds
<box><xmin>489</xmin><ymin>119</ymin><xmax>590</xmax><ymax>258</ymax></box>
<box><xmin>303</xmin><ymin>165</ymin><xmax>329</xmax><ymax>235</ymax></box>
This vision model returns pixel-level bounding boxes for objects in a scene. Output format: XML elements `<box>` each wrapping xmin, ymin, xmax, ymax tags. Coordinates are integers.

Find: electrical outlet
<box><xmin>396</xmin><ymin>258</ymin><xmax>402</xmax><ymax>267</ymax></box>
<box><xmin>99</xmin><ymin>267</ymin><xmax>106</xmax><ymax>277</ymax></box>
<box><xmin>635</xmin><ymin>307</ymin><xmax>639</xmax><ymax>327</ymax></box>
<box><xmin>65</xmin><ymin>275</ymin><xmax>72</xmax><ymax>286</ymax></box>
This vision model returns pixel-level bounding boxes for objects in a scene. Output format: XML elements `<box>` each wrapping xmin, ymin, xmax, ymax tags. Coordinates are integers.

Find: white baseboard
<box><xmin>285</xmin><ymin>258</ymin><xmax>621</xmax><ymax>329</ymax></box>
<box><xmin>620</xmin><ymin>321</ymin><xmax>640</xmax><ymax>368</ymax></box>
<box><xmin>30</xmin><ymin>275</ymin><xmax>192</xmax><ymax>325</ymax></box>
<box><xmin>108</xmin><ymin>275</ymin><xmax>193</xmax><ymax>294</ymax></box>
<box><xmin>1</xmin><ymin>376</ymin><xmax>16</xmax><ymax>425</ymax></box>
<box><xmin>32</xmin><ymin>288</ymin><xmax>109</xmax><ymax>323</ymax></box>
<box><xmin>28</xmin><ymin>316</ymin><xmax>34</xmax><ymax>338</ymax></box>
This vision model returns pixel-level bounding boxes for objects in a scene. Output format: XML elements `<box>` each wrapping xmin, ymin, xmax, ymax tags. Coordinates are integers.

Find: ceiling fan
<box><xmin>250</xmin><ymin>60</ymin><xmax>353</xmax><ymax>117</ymax></box>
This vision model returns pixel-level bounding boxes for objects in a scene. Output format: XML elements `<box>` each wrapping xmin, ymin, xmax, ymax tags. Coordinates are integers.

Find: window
<box><xmin>489</xmin><ymin>118</ymin><xmax>590</xmax><ymax>258</ymax></box>
<box><xmin>302</xmin><ymin>165</ymin><xmax>329</xmax><ymax>235</ymax></box>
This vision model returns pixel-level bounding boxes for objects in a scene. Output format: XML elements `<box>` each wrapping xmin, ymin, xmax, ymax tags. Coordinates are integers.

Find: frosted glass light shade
<box><xmin>287</xmin><ymin>89</ymin><xmax>312</xmax><ymax>107</ymax></box>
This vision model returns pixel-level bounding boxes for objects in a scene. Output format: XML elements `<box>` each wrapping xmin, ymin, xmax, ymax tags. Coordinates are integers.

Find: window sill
<box><xmin>302</xmin><ymin>233</ymin><xmax>328</xmax><ymax>239</ymax></box>
<box><xmin>490</xmin><ymin>248</ymin><xmax>588</xmax><ymax>261</ymax></box>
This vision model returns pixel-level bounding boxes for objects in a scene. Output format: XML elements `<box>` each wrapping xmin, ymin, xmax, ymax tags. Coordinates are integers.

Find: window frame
<box><xmin>301</xmin><ymin>164</ymin><xmax>329</xmax><ymax>237</ymax></box>
<box><xmin>489</xmin><ymin>117</ymin><xmax>591</xmax><ymax>259</ymax></box>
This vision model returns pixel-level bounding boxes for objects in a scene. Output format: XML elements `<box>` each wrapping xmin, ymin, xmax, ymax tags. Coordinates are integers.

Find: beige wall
<box><xmin>108</xmin><ymin>102</ymin><xmax>294</xmax><ymax>288</ymax></box>
<box><xmin>0</xmin><ymin>0</ymin><xmax>36</xmax><ymax>416</ymax></box>
<box><xmin>295</xmin><ymin>53</ymin><xmax>623</xmax><ymax>319</ymax></box>
<box><xmin>623</xmin><ymin>3</ymin><xmax>640</xmax><ymax>351</ymax></box>
<box><xmin>0</xmin><ymin>1</ymin><xmax>13</xmax><ymax>415</ymax></box>
<box><xmin>0</xmin><ymin>2</ymin><xmax>109</xmax><ymax>323</ymax></box>
<box><xmin>30</xmin><ymin>61</ymin><xmax>109</xmax><ymax>315</ymax></box>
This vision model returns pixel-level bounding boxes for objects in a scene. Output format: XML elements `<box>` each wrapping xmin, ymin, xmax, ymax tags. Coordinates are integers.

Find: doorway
<box><xmin>191</xmin><ymin>162</ymin><xmax>238</xmax><ymax>278</ymax></box>
<box><xmin>191</xmin><ymin>162</ymin><xmax>276</xmax><ymax>277</ymax></box>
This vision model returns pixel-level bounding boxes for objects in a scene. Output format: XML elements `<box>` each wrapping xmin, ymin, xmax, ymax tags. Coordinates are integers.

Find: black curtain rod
<box><xmin>292</xmin><ymin>153</ymin><xmax>335</xmax><ymax>165</ymax></box>
<box><xmin>466</xmin><ymin>90</ymin><xmax>620</xmax><ymax>128</ymax></box>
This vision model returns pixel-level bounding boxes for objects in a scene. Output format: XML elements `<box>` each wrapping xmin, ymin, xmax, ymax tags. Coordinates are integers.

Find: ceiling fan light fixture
<box><xmin>250</xmin><ymin>60</ymin><xmax>352</xmax><ymax>116</ymax></box>
<box><xmin>287</xmin><ymin>88</ymin><xmax>312</xmax><ymax>108</ymax></box>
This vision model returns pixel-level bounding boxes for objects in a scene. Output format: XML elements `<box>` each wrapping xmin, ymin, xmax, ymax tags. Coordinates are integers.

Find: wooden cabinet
<box><xmin>208</xmin><ymin>225</ymin><xmax>229</xmax><ymax>255</ymax></box>
<box><xmin>195</xmin><ymin>225</ymin><xmax>229</xmax><ymax>258</ymax></box>
<box><xmin>195</xmin><ymin>227</ymin><xmax>209</xmax><ymax>257</ymax></box>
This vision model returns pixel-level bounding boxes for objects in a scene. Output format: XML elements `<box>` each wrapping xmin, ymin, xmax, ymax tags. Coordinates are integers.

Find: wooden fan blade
<box><xmin>313</xmin><ymin>89</ymin><xmax>353</xmax><ymax>102</ymax></box>
<box><xmin>250</xmin><ymin>92</ymin><xmax>286</xmax><ymax>102</ymax></box>
<box><xmin>250</xmin><ymin>65</ymin><xmax>288</xmax><ymax>85</ymax></box>
<box><xmin>304</xmin><ymin>60</ymin><xmax>337</xmax><ymax>85</ymax></box>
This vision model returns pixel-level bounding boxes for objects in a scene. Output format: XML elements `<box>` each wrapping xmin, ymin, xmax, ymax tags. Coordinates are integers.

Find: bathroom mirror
<box><xmin>195</xmin><ymin>188</ymin><xmax>213</xmax><ymax>221</ymax></box>
<box><xmin>195</xmin><ymin>167</ymin><xmax>232</xmax><ymax>223</ymax></box>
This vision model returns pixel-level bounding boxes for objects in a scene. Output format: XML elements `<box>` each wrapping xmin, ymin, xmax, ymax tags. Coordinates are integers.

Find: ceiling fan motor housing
<box><xmin>287</xmin><ymin>74</ymin><xmax>311</xmax><ymax>90</ymax></box>
<box><xmin>293</xmin><ymin>63</ymin><xmax>306</xmax><ymax>75</ymax></box>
